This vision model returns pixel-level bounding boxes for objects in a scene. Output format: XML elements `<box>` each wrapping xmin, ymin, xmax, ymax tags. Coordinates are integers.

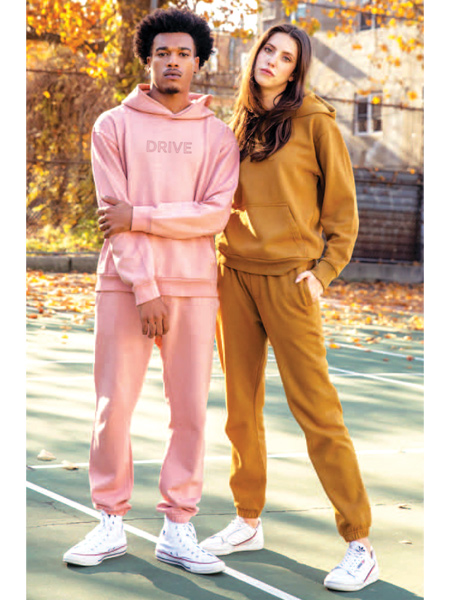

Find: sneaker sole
<box><xmin>325</xmin><ymin>567</ymin><xmax>379</xmax><ymax>592</ymax></box>
<box><xmin>155</xmin><ymin>549</ymin><xmax>225</xmax><ymax>574</ymax></box>
<box><xmin>63</xmin><ymin>545</ymin><xmax>127</xmax><ymax>567</ymax></box>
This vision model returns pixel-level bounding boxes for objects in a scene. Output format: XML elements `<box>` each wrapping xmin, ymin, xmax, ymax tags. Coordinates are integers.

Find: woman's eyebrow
<box><xmin>265</xmin><ymin>42</ymin><xmax>295</xmax><ymax>59</ymax></box>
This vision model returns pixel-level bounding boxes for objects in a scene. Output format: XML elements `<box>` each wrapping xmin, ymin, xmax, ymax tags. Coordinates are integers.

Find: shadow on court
<box><xmin>64</xmin><ymin>549</ymin><xmax>423</xmax><ymax>600</ymax></box>
<box><xmin>222</xmin><ymin>550</ymin><xmax>423</xmax><ymax>600</ymax></box>
<box><xmin>67</xmin><ymin>554</ymin><xmax>231</xmax><ymax>600</ymax></box>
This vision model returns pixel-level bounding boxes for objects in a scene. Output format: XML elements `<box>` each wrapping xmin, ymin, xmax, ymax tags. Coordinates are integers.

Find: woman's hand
<box><xmin>295</xmin><ymin>270</ymin><xmax>324</xmax><ymax>303</ymax></box>
<box><xmin>98</xmin><ymin>196</ymin><xmax>133</xmax><ymax>238</ymax></box>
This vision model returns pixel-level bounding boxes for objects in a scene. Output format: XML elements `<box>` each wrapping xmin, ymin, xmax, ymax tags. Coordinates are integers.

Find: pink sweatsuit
<box><xmin>89</xmin><ymin>84</ymin><xmax>240</xmax><ymax>522</ymax></box>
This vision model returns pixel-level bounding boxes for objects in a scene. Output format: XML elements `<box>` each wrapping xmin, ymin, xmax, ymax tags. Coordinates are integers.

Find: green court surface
<box><xmin>26</xmin><ymin>304</ymin><xmax>424</xmax><ymax>600</ymax></box>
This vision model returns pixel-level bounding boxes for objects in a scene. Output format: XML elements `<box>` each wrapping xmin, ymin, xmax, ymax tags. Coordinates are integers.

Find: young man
<box><xmin>62</xmin><ymin>8</ymin><xmax>239</xmax><ymax>575</ymax></box>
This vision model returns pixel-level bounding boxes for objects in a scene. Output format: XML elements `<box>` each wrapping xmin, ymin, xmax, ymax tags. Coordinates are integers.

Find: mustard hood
<box><xmin>294</xmin><ymin>92</ymin><xmax>336</xmax><ymax>120</ymax></box>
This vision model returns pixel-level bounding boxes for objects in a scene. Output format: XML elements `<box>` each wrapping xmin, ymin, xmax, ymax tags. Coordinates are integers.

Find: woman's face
<box><xmin>253</xmin><ymin>32</ymin><xmax>298</xmax><ymax>93</ymax></box>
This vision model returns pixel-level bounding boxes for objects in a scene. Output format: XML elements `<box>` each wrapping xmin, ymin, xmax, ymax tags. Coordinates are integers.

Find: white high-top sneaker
<box><xmin>324</xmin><ymin>541</ymin><xmax>379</xmax><ymax>591</ymax></box>
<box><xmin>155</xmin><ymin>516</ymin><xmax>226</xmax><ymax>574</ymax></box>
<box><xmin>200</xmin><ymin>516</ymin><xmax>264</xmax><ymax>556</ymax></box>
<box><xmin>63</xmin><ymin>511</ymin><xmax>127</xmax><ymax>566</ymax></box>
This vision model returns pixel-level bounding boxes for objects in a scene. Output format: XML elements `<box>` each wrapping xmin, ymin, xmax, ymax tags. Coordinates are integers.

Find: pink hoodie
<box><xmin>91</xmin><ymin>84</ymin><xmax>240</xmax><ymax>305</ymax></box>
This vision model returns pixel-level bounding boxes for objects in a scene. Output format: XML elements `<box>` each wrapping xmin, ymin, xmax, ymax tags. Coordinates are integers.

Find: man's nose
<box><xmin>167</xmin><ymin>53</ymin><xmax>179</xmax><ymax>67</ymax></box>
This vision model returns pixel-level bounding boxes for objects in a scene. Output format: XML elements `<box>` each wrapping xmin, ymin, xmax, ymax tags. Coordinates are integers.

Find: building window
<box><xmin>262</xmin><ymin>0</ymin><xmax>276</xmax><ymax>20</ymax></box>
<box><xmin>295</xmin><ymin>3</ymin><xmax>307</xmax><ymax>19</ymax></box>
<box><xmin>359</xmin><ymin>0</ymin><xmax>381</xmax><ymax>31</ymax></box>
<box><xmin>354</xmin><ymin>93</ymin><xmax>383</xmax><ymax>135</ymax></box>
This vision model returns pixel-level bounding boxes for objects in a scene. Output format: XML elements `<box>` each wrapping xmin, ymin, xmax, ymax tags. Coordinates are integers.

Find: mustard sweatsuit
<box><xmin>215</xmin><ymin>93</ymin><xmax>372</xmax><ymax>542</ymax></box>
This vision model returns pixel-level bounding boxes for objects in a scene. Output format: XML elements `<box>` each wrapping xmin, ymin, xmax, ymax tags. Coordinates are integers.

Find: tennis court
<box><xmin>26</xmin><ymin>277</ymin><xmax>424</xmax><ymax>600</ymax></box>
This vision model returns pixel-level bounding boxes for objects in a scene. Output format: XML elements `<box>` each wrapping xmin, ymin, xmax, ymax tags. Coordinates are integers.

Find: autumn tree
<box><xmin>26</xmin><ymin>0</ymin><xmax>423</xmax><ymax>251</ymax></box>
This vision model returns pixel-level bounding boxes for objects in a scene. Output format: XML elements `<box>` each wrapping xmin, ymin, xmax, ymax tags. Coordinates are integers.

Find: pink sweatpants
<box><xmin>89</xmin><ymin>291</ymin><xmax>219</xmax><ymax>523</ymax></box>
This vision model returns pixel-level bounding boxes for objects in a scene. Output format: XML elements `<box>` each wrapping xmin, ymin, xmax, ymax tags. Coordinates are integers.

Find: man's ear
<box><xmin>194</xmin><ymin>56</ymin><xmax>200</xmax><ymax>73</ymax></box>
<box><xmin>146</xmin><ymin>56</ymin><xmax>152</xmax><ymax>71</ymax></box>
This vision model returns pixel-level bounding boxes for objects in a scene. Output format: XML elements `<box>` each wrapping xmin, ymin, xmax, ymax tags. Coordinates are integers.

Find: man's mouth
<box><xmin>164</xmin><ymin>70</ymin><xmax>182</xmax><ymax>78</ymax></box>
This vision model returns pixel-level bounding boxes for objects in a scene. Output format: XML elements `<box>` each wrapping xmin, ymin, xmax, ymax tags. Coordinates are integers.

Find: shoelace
<box><xmin>174</xmin><ymin>523</ymin><xmax>214</xmax><ymax>559</ymax></box>
<box><xmin>336</xmin><ymin>544</ymin><xmax>368</xmax><ymax>573</ymax></box>
<box><xmin>82</xmin><ymin>511</ymin><xmax>122</xmax><ymax>550</ymax></box>
<box><xmin>218</xmin><ymin>516</ymin><xmax>247</xmax><ymax>537</ymax></box>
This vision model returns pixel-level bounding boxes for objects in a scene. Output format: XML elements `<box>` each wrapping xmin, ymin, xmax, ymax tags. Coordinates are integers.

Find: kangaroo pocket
<box><xmin>221</xmin><ymin>204</ymin><xmax>304</xmax><ymax>262</ymax></box>
<box><xmin>151</xmin><ymin>236</ymin><xmax>217</xmax><ymax>283</ymax></box>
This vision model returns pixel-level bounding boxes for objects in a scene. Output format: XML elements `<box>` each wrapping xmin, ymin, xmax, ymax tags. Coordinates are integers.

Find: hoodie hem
<box><xmin>96</xmin><ymin>273</ymin><xmax>218</xmax><ymax>298</ymax></box>
<box><xmin>217</xmin><ymin>253</ymin><xmax>317</xmax><ymax>277</ymax></box>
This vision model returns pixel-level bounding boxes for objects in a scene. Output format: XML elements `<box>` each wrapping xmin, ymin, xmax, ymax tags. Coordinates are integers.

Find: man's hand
<box><xmin>295</xmin><ymin>271</ymin><xmax>324</xmax><ymax>303</ymax></box>
<box><xmin>98</xmin><ymin>196</ymin><xmax>133</xmax><ymax>238</ymax></box>
<box><xmin>138</xmin><ymin>297</ymin><xmax>169</xmax><ymax>338</ymax></box>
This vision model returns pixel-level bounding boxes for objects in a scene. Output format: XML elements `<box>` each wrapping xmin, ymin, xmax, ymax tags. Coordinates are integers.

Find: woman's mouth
<box><xmin>259</xmin><ymin>68</ymin><xmax>274</xmax><ymax>77</ymax></box>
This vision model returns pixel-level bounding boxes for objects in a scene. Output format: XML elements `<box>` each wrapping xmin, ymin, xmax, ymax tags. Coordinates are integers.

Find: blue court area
<box><xmin>26</xmin><ymin>287</ymin><xmax>424</xmax><ymax>600</ymax></box>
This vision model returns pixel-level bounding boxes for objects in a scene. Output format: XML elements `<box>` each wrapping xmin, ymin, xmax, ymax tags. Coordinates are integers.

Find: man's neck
<box><xmin>147</xmin><ymin>86</ymin><xmax>191</xmax><ymax>114</ymax></box>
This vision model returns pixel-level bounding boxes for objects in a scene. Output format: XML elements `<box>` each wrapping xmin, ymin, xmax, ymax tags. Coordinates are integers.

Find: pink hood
<box><xmin>123</xmin><ymin>83</ymin><xmax>214</xmax><ymax>118</ymax></box>
<box><xmin>91</xmin><ymin>84</ymin><xmax>240</xmax><ymax>304</ymax></box>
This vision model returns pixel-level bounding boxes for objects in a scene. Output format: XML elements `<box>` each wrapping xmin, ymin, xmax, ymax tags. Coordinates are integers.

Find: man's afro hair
<box><xmin>133</xmin><ymin>8</ymin><xmax>214</xmax><ymax>69</ymax></box>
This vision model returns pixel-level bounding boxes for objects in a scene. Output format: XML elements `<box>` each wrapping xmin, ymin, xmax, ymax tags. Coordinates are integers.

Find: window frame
<box><xmin>354</xmin><ymin>92</ymin><xmax>383</xmax><ymax>136</ymax></box>
<box><xmin>359</xmin><ymin>0</ymin><xmax>381</xmax><ymax>32</ymax></box>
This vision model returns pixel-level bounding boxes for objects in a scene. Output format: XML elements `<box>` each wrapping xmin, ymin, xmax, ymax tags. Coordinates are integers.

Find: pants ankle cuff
<box><xmin>343</xmin><ymin>528</ymin><xmax>370</xmax><ymax>542</ymax></box>
<box><xmin>237</xmin><ymin>509</ymin><xmax>261</xmax><ymax>519</ymax></box>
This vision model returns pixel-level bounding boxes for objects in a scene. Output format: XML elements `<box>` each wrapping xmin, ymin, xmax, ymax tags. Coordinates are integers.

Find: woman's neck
<box><xmin>259</xmin><ymin>85</ymin><xmax>286</xmax><ymax>111</ymax></box>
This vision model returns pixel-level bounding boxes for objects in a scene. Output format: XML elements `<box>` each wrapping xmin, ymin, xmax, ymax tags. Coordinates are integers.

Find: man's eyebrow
<box><xmin>155</xmin><ymin>46</ymin><xmax>193</xmax><ymax>52</ymax></box>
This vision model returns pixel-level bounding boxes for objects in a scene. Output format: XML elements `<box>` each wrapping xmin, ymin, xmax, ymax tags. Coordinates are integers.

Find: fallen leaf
<box><xmin>61</xmin><ymin>460</ymin><xmax>78</xmax><ymax>470</ymax></box>
<box><xmin>37</xmin><ymin>449</ymin><xmax>56</xmax><ymax>461</ymax></box>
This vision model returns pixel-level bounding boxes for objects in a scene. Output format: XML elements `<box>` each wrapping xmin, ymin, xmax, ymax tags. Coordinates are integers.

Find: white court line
<box><xmin>329</xmin><ymin>366</ymin><xmax>423</xmax><ymax>390</ymax></box>
<box><xmin>28</xmin><ymin>447</ymin><xmax>423</xmax><ymax>470</ymax></box>
<box><xmin>325</xmin><ymin>342</ymin><xmax>424</xmax><ymax>362</ymax></box>
<box><xmin>26</xmin><ymin>481</ymin><xmax>303</xmax><ymax>600</ymax></box>
<box><xmin>26</xmin><ymin>371</ymin><xmax>424</xmax><ymax>387</ymax></box>
<box><xmin>28</xmin><ymin>339</ymin><xmax>424</xmax><ymax>366</ymax></box>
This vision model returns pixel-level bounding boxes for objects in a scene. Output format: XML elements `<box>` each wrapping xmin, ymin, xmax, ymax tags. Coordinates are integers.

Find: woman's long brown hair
<box><xmin>230</xmin><ymin>24</ymin><xmax>312</xmax><ymax>162</ymax></box>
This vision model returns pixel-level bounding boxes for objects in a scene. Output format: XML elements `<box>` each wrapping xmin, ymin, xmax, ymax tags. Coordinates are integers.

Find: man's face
<box><xmin>147</xmin><ymin>32</ymin><xmax>199</xmax><ymax>95</ymax></box>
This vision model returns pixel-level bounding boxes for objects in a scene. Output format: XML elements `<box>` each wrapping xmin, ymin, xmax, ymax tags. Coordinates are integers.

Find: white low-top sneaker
<box><xmin>63</xmin><ymin>511</ymin><xmax>127</xmax><ymax>566</ymax></box>
<box><xmin>155</xmin><ymin>517</ymin><xmax>225</xmax><ymax>575</ymax></box>
<box><xmin>200</xmin><ymin>516</ymin><xmax>264</xmax><ymax>556</ymax></box>
<box><xmin>324</xmin><ymin>541</ymin><xmax>379</xmax><ymax>592</ymax></box>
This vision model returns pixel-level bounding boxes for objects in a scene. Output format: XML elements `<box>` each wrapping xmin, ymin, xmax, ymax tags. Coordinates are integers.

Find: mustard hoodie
<box><xmin>216</xmin><ymin>93</ymin><xmax>358</xmax><ymax>289</ymax></box>
<box><xmin>92</xmin><ymin>84</ymin><xmax>240</xmax><ymax>305</ymax></box>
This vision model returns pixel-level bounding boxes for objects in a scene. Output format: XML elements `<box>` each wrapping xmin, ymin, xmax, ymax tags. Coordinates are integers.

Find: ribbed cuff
<box><xmin>311</xmin><ymin>259</ymin><xmax>338</xmax><ymax>290</ymax></box>
<box><xmin>236</xmin><ymin>508</ymin><xmax>261</xmax><ymax>519</ymax></box>
<box><xmin>343</xmin><ymin>528</ymin><xmax>371</xmax><ymax>542</ymax></box>
<box><xmin>133</xmin><ymin>280</ymin><xmax>160</xmax><ymax>305</ymax></box>
<box><xmin>131</xmin><ymin>206</ymin><xmax>152</xmax><ymax>233</ymax></box>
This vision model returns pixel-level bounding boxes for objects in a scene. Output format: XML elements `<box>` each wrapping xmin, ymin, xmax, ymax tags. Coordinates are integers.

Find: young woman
<box><xmin>200</xmin><ymin>24</ymin><xmax>379</xmax><ymax>592</ymax></box>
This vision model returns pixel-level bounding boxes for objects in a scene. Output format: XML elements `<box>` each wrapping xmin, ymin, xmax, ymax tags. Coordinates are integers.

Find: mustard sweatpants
<box><xmin>216</xmin><ymin>264</ymin><xmax>372</xmax><ymax>542</ymax></box>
